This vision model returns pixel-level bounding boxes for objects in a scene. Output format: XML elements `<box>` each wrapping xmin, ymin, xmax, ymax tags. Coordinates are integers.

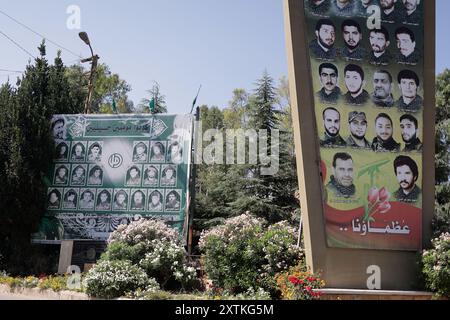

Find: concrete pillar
<box><xmin>57</xmin><ymin>240</ymin><xmax>74</xmax><ymax>275</ymax></box>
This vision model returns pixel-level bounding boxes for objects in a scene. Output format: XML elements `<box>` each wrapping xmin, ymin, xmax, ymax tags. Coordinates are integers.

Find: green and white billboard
<box><xmin>34</xmin><ymin>114</ymin><xmax>194</xmax><ymax>241</ymax></box>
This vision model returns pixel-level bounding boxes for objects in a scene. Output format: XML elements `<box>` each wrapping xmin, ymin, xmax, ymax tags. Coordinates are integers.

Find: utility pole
<box><xmin>79</xmin><ymin>32</ymin><xmax>100</xmax><ymax>114</ymax></box>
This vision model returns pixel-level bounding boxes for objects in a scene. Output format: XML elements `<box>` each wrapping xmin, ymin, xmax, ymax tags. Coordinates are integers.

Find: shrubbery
<box><xmin>83</xmin><ymin>260</ymin><xmax>155</xmax><ymax>299</ymax></box>
<box><xmin>422</xmin><ymin>233</ymin><xmax>450</xmax><ymax>298</ymax></box>
<box><xmin>199</xmin><ymin>213</ymin><xmax>303</xmax><ymax>295</ymax></box>
<box><xmin>275</xmin><ymin>263</ymin><xmax>324</xmax><ymax>300</ymax></box>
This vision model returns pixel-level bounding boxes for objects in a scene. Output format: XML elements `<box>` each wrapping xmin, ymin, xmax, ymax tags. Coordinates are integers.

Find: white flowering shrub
<box><xmin>83</xmin><ymin>260</ymin><xmax>153</xmax><ymax>299</ymax></box>
<box><xmin>422</xmin><ymin>232</ymin><xmax>450</xmax><ymax>298</ymax></box>
<box><xmin>101</xmin><ymin>219</ymin><xmax>197</xmax><ymax>291</ymax></box>
<box><xmin>199</xmin><ymin>213</ymin><xmax>302</xmax><ymax>295</ymax></box>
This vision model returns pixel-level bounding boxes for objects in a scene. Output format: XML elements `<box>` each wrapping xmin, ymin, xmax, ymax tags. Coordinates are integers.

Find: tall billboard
<box><xmin>33</xmin><ymin>114</ymin><xmax>194</xmax><ymax>241</ymax></box>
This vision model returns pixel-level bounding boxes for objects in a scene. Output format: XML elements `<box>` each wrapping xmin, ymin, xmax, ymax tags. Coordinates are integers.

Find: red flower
<box><xmin>306</xmin><ymin>286</ymin><xmax>312</xmax><ymax>292</ymax></box>
<box><xmin>289</xmin><ymin>276</ymin><xmax>298</xmax><ymax>284</ymax></box>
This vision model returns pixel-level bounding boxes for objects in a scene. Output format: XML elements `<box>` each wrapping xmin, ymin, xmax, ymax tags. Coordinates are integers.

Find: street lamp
<box><xmin>79</xmin><ymin>32</ymin><xmax>100</xmax><ymax>114</ymax></box>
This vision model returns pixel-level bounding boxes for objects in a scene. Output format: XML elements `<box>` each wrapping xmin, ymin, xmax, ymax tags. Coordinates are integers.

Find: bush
<box><xmin>199</xmin><ymin>214</ymin><xmax>302</xmax><ymax>295</ymax></box>
<box><xmin>37</xmin><ymin>275</ymin><xmax>68</xmax><ymax>292</ymax></box>
<box><xmin>101</xmin><ymin>219</ymin><xmax>197</xmax><ymax>291</ymax></box>
<box><xmin>422</xmin><ymin>233</ymin><xmax>450</xmax><ymax>298</ymax></box>
<box><xmin>83</xmin><ymin>260</ymin><xmax>152</xmax><ymax>299</ymax></box>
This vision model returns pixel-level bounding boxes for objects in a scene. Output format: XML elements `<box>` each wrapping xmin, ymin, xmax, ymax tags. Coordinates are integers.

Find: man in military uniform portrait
<box><xmin>395</xmin><ymin>27</ymin><xmax>420</xmax><ymax>65</ymax></box>
<box><xmin>71</xmin><ymin>143</ymin><xmax>86</xmax><ymax>162</ymax></box>
<box><xmin>316</xmin><ymin>63</ymin><xmax>342</xmax><ymax>104</ymax></box>
<box><xmin>133</xmin><ymin>142</ymin><xmax>148</xmax><ymax>163</ymax></box>
<box><xmin>113</xmin><ymin>190</ymin><xmax>128</xmax><ymax>211</ymax></box>
<box><xmin>131</xmin><ymin>190</ymin><xmax>146</xmax><ymax>211</ymax></box>
<box><xmin>63</xmin><ymin>190</ymin><xmax>78</xmax><ymax>209</ymax></box>
<box><xmin>165</xmin><ymin>191</ymin><xmax>181</xmax><ymax>211</ymax></box>
<box><xmin>344</xmin><ymin>64</ymin><xmax>370</xmax><ymax>105</ymax></box>
<box><xmin>309</xmin><ymin>19</ymin><xmax>337</xmax><ymax>60</ymax></box>
<box><xmin>393</xmin><ymin>155</ymin><xmax>421</xmax><ymax>202</ymax></box>
<box><xmin>326</xmin><ymin>153</ymin><xmax>356</xmax><ymax>199</ymax></box>
<box><xmin>372</xmin><ymin>70</ymin><xmax>395</xmax><ymax>108</ymax></box>
<box><xmin>320</xmin><ymin>107</ymin><xmax>347</xmax><ymax>147</ymax></box>
<box><xmin>161</xmin><ymin>166</ymin><xmax>177</xmax><ymax>187</ymax></box>
<box><xmin>339</xmin><ymin>19</ymin><xmax>367</xmax><ymax>61</ymax></box>
<box><xmin>126</xmin><ymin>166</ymin><xmax>142</xmax><ymax>186</ymax></box>
<box><xmin>87</xmin><ymin>142</ymin><xmax>102</xmax><ymax>162</ymax></box>
<box><xmin>369</xmin><ymin>27</ymin><xmax>393</xmax><ymax>65</ymax></box>
<box><xmin>88</xmin><ymin>166</ymin><xmax>103</xmax><ymax>185</ymax></box>
<box><xmin>71</xmin><ymin>166</ymin><xmax>86</xmax><ymax>185</ymax></box>
<box><xmin>149</xmin><ymin>190</ymin><xmax>164</xmax><ymax>212</ymax></box>
<box><xmin>48</xmin><ymin>190</ymin><xmax>61</xmax><ymax>210</ymax></box>
<box><xmin>372</xmin><ymin>113</ymin><xmax>401</xmax><ymax>152</ymax></box>
<box><xmin>346</xmin><ymin>112</ymin><xmax>371</xmax><ymax>149</ymax></box>
<box><xmin>330</xmin><ymin>0</ymin><xmax>356</xmax><ymax>16</ymax></box>
<box><xmin>402</xmin><ymin>0</ymin><xmax>421</xmax><ymax>25</ymax></box>
<box><xmin>400</xmin><ymin>114</ymin><xmax>423</xmax><ymax>152</ymax></box>
<box><xmin>307</xmin><ymin>0</ymin><xmax>331</xmax><ymax>16</ymax></box>
<box><xmin>143</xmin><ymin>166</ymin><xmax>159</xmax><ymax>186</ymax></box>
<box><xmin>396</xmin><ymin>70</ymin><xmax>423</xmax><ymax>112</ymax></box>
<box><xmin>55</xmin><ymin>142</ymin><xmax>69</xmax><ymax>161</ymax></box>
<box><xmin>54</xmin><ymin>166</ymin><xmax>69</xmax><ymax>185</ymax></box>
<box><xmin>380</xmin><ymin>0</ymin><xmax>405</xmax><ymax>23</ymax></box>
<box><xmin>79</xmin><ymin>190</ymin><xmax>95</xmax><ymax>210</ymax></box>
<box><xmin>356</xmin><ymin>0</ymin><xmax>378</xmax><ymax>17</ymax></box>
<box><xmin>96</xmin><ymin>190</ymin><xmax>112</xmax><ymax>211</ymax></box>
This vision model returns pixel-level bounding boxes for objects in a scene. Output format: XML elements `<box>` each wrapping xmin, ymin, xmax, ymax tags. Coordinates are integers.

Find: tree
<box><xmin>434</xmin><ymin>69</ymin><xmax>450</xmax><ymax>236</ymax></box>
<box><xmin>223</xmin><ymin>89</ymin><xmax>250</xmax><ymax>129</ymax></box>
<box><xmin>138</xmin><ymin>82</ymin><xmax>168</xmax><ymax>114</ymax></box>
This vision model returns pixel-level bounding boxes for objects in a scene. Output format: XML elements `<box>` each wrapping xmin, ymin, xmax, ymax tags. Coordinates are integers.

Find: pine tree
<box><xmin>138</xmin><ymin>82</ymin><xmax>168</xmax><ymax>114</ymax></box>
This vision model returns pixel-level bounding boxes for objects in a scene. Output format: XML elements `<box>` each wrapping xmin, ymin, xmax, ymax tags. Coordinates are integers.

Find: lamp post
<box><xmin>79</xmin><ymin>32</ymin><xmax>100</xmax><ymax>114</ymax></box>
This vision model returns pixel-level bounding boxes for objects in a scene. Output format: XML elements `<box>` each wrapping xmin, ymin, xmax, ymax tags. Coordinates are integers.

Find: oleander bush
<box><xmin>101</xmin><ymin>219</ymin><xmax>197</xmax><ymax>290</ymax></box>
<box><xmin>199</xmin><ymin>213</ymin><xmax>303</xmax><ymax>295</ymax></box>
<box><xmin>83</xmin><ymin>260</ymin><xmax>153</xmax><ymax>299</ymax></box>
<box><xmin>422</xmin><ymin>232</ymin><xmax>450</xmax><ymax>298</ymax></box>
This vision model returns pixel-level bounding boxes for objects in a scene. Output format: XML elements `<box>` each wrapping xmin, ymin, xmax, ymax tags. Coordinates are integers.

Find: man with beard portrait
<box><xmin>320</xmin><ymin>107</ymin><xmax>347</xmax><ymax>148</ymax></box>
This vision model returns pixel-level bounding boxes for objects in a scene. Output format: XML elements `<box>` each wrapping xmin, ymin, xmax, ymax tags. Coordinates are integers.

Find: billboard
<box><xmin>303</xmin><ymin>0</ymin><xmax>425</xmax><ymax>251</ymax></box>
<box><xmin>33</xmin><ymin>114</ymin><xmax>194</xmax><ymax>241</ymax></box>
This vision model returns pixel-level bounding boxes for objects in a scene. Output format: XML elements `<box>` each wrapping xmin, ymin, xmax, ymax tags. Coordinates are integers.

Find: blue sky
<box><xmin>0</xmin><ymin>0</ymin><xmax>448</xmax><ymax>114</ymax></box>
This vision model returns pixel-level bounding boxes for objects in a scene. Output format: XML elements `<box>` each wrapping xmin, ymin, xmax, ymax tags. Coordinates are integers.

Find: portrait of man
<box><xmin>309</xmin><ymin>19</ymin><xmax>337</xmax><ymax>60</ymax></box>
<box><xmin>79</xmin><ymin>190</ymin><xmax>95</xmax><ymax>210</ymax></box>
<box><xmin>338</xmin><ymin>19</ymin><xmax>367</xmax><ymax>61</ymax></box>
<box><xmin>320</xmin><ymin>107</ymin><xmax>346</xmax><ymax>148</ymax></box>
<box><xmin>149</xmin><ymin>190</ymin><xmax>164</xmax><ymax>212</ymax></box>
<box><xmin>372</xmin><ymin>113</ymin><xmax>401</xmax><ymax>152</ymax></box>
<box><xmin>88</xmin><ymin>166</ymin><xmax>103</xmax><ymax>186</ymax></box>
<box><xmin>393</xmin><ymin>155</ymin><xmax>421</xmax><ymax>202</ymax></box>
<box><xmin>161</xmin><ymin>165</ymin><xmax>177</xmax><ymax>187</ymax></box>
<box><xmin>400</xmin><ymin>114</ymin><xmax>423</xmax><ymax>152</ymax></box>
<box><xmin>63</xmin><ymin>189</ymin><xmax>78</xmax><ymax>210</ymax></box>
<box><xmin>380</xmin><ymin>0</ymin><xmax>405</xmax><ymax>23</ymax></box>
<box><xmin>167</xmin><ymin>141</ymin><xmax>183</xmax><ymax>164</ymax></box>
<box><xmin>306</xmin><ymin>0</ymin><xmax>331</xmax><ymax>16</ymax></box>
<box><xmin>316</xmin><ymin>63</ymin><xmax>342</xmax><ymax>104</ymax></box>
<box><xmin>150</xmin><ymin>142</ymin><xmax>166</xmax><ymax>162</ymax></box>
<box><xmin>344</xmin><ymin>64</ymin><xmax>370</xmax><ymax>105</ymax></box>
<box><xmin>54</xmin><ymin>165</ymin><xmax>69</xmax><ymax>185</ymax></box>
<box><xmin>47</xmin><ymin>189</ymin><xmax>61</xmax><ymax>210</ymax></box>
<box><xmin>71</xmin><ymin>143</ymin><xmax>86</xmax><ymax>162</ymax></box>
<box><xmin>395</xmin><ymin>27</ymin><xmax>419</xmax><ymax>65</ymax></box>
<box><xmin>71</xmin><ymin>165</ymin><xmax>86</xmax><ymax>186</ymax></box>
<box><xmin>126</xmin><ymin>166</ymin><xmax>142</xmax><ymax>186</ymax></box>
<box><xmin>165</xmin><ymin>191</ymin><xmax>181</xmax><ymax>211</ymax></box>
<box><xmin>113</xmin><ymin>190</ymin><xmax>129</xmax><ymax>211</ymax></box>
<box><xmin>96</xmin><ymin>190</ymin><xmax>112</xmax><ymax>211</ymax></box>
<box><xmin>143</xmin><ymin>165</ymin><xmax>159</xmax><ymax>186</ymax></box>
<box><xmin>346</xmin><ymin>111</ymin><xmax>371</xmax><ymax>149</ymax></box>
<box><xmin>131</xmin><ymin>190</ymin><xmax>146</xmax><ymax>211</ymax></box>
<box><xmin>372</xmin><ymin>70</ymin><xmax>395</xmax><ymax>108</ymax></box>
<box><xmin>330</xmin><ymin>0</ymin><xmax>356</xmax><ymax>16</ymax></box>
<box><xmin>52</xmin><ymin>118</ymin><xmax>65</xmax><ymax>141</ymax></box>
<box><xmin>87</xmin><ymin>142</ymin><xmax>102</xmax><ymax>162</ymax></box>
<box><xmin>369</xmin><ymin>27</ymin><xmax>393</xmax><ymax>65</ymax></box>
<box><xmin>402</xmin><ymin>0</ymin><xmax>421</xmax><ymax>25</ymax></box>
<box><xmin>133</xmin><ymin>142</ymin><xmax>148</xmax><ymax>163</ymax></box>
<box><xmin>55</xmin><ymin>142</ymin><xmax>69</xmax><ymax>161</ymax></box>
<box><xmin>355</xmin><ymin>0</ymin><xmax>378</xmax><ymax>17</ymax></box>
<box><xmin>326</xmin><ymin>153</ymin><xmax>356</xmax><ymax>198</ymax></box>
<box><xmin>396</xmin><ymin>70</ymin><xmax>423</xmax><ymax>112</ymax></box>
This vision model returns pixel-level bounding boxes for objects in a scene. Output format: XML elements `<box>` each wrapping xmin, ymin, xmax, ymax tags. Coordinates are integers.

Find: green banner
<box><xmin>33</xmin><ymin>114</ymin><xmax>194</xmax><ymax>241</ymax></box>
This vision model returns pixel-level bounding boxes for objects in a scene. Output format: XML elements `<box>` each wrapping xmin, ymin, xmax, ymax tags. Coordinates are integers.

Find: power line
<box><xmin>0</xmin><ymin>29</ymin><xmax>36</xmax><ymax>59</ymax></box>
<box><xmin>0</xmin><ymin>9</ymin><xmax>83</xmax><ymax>59</ymax></box>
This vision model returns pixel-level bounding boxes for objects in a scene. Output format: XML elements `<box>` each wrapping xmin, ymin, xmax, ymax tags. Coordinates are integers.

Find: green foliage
<box><xmin>421</xmin><ymin>233</ymin><xmax>450</xmax><ymax>298</ymax></box>
<box><xmin>84</xmin><ymin>260</ymin><xmax>152</xmax><ymax>299</ymax></box>
<box><xmin>137</xmin><ymin>82</ymin><xmax>168</xmax><ymax>114</ymax></box>
<box><xmin>199</xmin><ymin>214</ymin><xmax>302</xmax><ymax>295</ymax></box>
<box><xmin>435</xmin><ymin>70</ymin><xmax>450</xmax><ymax>236</ymax></box>
<box><xmin>275</xmin><ymin>266</ymin><xmax>325</xmax><ymax>300</ymax></box>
